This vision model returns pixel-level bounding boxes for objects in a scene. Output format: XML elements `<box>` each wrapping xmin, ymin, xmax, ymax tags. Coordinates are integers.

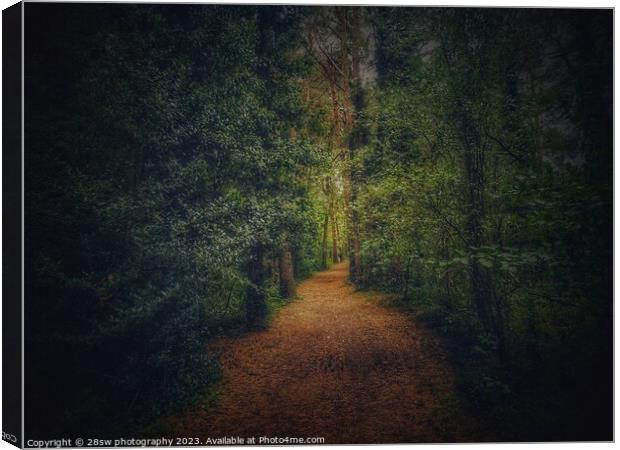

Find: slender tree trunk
<box><xmin>403</xmin><ymin>257</ymin><xmax>411</xmax><ymax>299</ymax></box>
<box><xmin>350</xmin><ymin>216</ymin><xmax>362</xmax><ymax>281</ymax></box>
<box><xmin>321</xmin><ymin>213</ymin><xmax>329</xmax><ymax>268</ymax></box>
<box><xmin>334</xmin><ymin>218</ymin><xmax>342</xmax><ymax>262</ymax></box>
<box><xmin>272</xmin><ymin>257</ymin><xmax>280</xmax><ymax>285</ymax></box>
<box><xmin>246</xmin><ymin>244</ymin><xmax>266</xmax><ymax>328</ymax></box>
<box><xmin>341</xmin><ymin>7</ymin><xmax>365</xmax><ymax>283</ymax></box>
<box><xmin>456</xmin><ymin>106</ymin><xmax>507</xmax><ymax>360</ymax></box>
<box><xmin>453</xmin><ymin>104</ymin><xmax>492</xmax><ymax>326</ymax></box>
<box><xmin>330</xmin><ymin>209</ymin><xmax>338</xmax><ymax>263</ymax></box>
<box><xmin>329</xmin><ymin>79</ymin><xmax>341</xmax><ymax>146</ymax></box>
<box><xmin>279</xmin><ymin>244</ymin><xmax>296</xmax><ymax>299</ymax></box>
<box><xmin>338</xmin><ymin>9</ymin><xmax>353</xmax><ymax>133</ymax></box>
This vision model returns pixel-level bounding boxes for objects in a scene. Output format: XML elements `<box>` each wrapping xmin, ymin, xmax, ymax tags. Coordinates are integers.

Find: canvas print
<box><xmin>11</xmin><ymin>2</ymin><xmax>614</xmax><ymax>446</ymax></box>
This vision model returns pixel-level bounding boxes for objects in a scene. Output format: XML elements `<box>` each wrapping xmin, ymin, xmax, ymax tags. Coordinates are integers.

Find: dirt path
<box><xmin>172</xmin><ymin>262</ymin><xmax>476</xmax><ymax>443</ymax></box>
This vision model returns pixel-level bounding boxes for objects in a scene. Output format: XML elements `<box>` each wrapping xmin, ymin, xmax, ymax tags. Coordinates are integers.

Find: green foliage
<box><xmin>26</xmin><ymin>4</ymin><xmax>322</xmax><ymax>436</ymax></box>
<box><xmin>358</xmin><ymin>7</ymin><xmax>611</xmax><ymax>441</ymax></box>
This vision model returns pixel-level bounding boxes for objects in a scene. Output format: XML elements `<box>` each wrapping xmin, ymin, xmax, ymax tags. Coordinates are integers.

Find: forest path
<box><xmin>172</xmin><ymin>262</ymin><xmax>475</xmax><ymax>443</ymax></box>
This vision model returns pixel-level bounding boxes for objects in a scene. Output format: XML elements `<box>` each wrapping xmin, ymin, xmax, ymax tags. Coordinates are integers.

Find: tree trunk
<box><xmin>321</xmin><ymin>213</ymin><xmax>329</xmax><ymax>268</ymax></box>
<box><xmin>342</xmin><ymin>7</ymin><xmax>365</xmax><ymax>284</ymax></box>
<box><xmin>334</xmin><ymin>218</ymin><xmax>342</xmax><ymax>262</ymax></box>
<box><xmin>329</xmin><ymin>79</ymin><xmax>341</xmax><ymax>146</ymax></box>
<box><xmin>403</xmin><ymin>257</ymin><xmax>411</xmax><ymax>299</ymax></box>
<box><xmin>330</xmin><ymin>210</ymin><xmax>338</xmax><ymax>263</ymax></box>
<box><xmin>350</xmin><ymin>216</ymin><xmax>362</xmax><ymax>282</ymax></box>
<box><xmin>272</xmin><ymin>257</ymin><xmax>280</xmax><ymax>285</ymax></box>
<box><xmin>456</xmin><ymin>106</ymin><xmax>506</xmax><ymax>359</ymax></box>
<box><xmin>461</xmin><ymin>113</ymin><xmax>492</xmax><ymax>332</ymax></box>
<box><xmin>246</xmin><ymin>244</ymin><xmax>266</xmax><ymax>328</ymax></box>
<box><xmin>279</xmin><ymin>244</ymin><xmax>296</xmax><ymax>299</ymax></box>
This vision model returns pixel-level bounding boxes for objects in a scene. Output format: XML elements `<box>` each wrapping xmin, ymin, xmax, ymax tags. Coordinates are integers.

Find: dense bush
<box><xmin>25</xmin><ymin>4</ymin><xmax>323</xmax><ymax>436</ymax></box>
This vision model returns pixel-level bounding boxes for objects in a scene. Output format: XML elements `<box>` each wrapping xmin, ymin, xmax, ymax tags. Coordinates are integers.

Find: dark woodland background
<box><xmin>24</xmin><ymin>4</ymin><xmax>612</xmax><ymax>442</ymax></box>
